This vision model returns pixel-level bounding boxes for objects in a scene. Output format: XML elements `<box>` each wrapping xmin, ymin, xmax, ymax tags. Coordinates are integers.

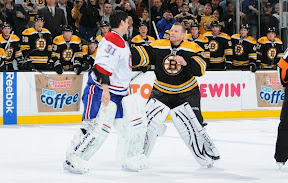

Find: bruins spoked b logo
<box><xmin>234</xmin><ymin>44</ymin><xmax>244</xmax><ymax>56</ymax></box>
<box><xmin>209</xmin><ymin>40</ymin><xmax>219</xmax><ymax>52</ymax></box>
<box><xmin>5</xmin><ymin>47</ymin><xmax>14</xmax><ymax>60</ymax></box>
<box><xmin>267</xmin><ymin>47</ymin><xmax>277</xmax><ymax>60</ymax></box>
<box><xmin>36</xmin><ymin>38</ymin><xmax>46</xmax><ymax>51</ymax></box>
<box><xmin>163</xmin><ymin>54</ymin><xmax>182</xmax><ymax>75</ymax></box>
<box><xmin>62</xmin><ymin>49</ymin><xmax>73</xmax><ymax>61</ymax></box>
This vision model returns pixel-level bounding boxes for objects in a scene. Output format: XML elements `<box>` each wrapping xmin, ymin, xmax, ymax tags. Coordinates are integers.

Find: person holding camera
<box><xmin>3</xmin><ymin>0</ymin><xmax>29</xmax><ymax>37</ymax></box>
<box><xmin>71</xmin><ymin>0</ymin><xmax>83</xmax><ymax>31</ymax></box>
<box><xmin>156</xmin><ymin>10</ymin><xmax>177</xmax><ymax>39</ymax></box>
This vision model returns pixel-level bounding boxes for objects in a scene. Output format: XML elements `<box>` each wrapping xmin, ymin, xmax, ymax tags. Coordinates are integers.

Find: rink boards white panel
<box><xmin>0</xmin><ymin>71</ymin><xmax>281</xmax><ymax>125</ymax></box>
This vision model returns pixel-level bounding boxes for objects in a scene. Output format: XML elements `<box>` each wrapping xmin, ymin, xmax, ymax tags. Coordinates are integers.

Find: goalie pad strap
<box><xmin>143</xmin><ymin>98</ymin><xmax>170</xmax><ymax>157</ymax></box>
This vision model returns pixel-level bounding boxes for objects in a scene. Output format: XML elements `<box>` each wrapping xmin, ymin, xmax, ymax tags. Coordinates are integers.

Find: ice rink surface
<box><xmin>1</xmin><ymin>118</ymin><xmax>288</xmax><ymax>183</ymax></box>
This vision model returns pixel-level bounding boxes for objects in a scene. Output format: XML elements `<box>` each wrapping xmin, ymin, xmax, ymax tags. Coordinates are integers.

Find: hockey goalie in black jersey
<box><xmin>52</xmin><ymin>25</ymin><xmax>83</xmax><ymax>75</ymax></box>
<box><xmin>257</xmin><ymin>27</ymin><xmax>284</xmax><ymax>69</ymax></box>
<box><xmin>231</xmin><ymin>24</ymin><xmax>257</xmax><ymax>72</ymax></box>
<box><xmin>131</xmin><ymin>22</ymin><xmax>220</xmax><ymax>168</ymax></box>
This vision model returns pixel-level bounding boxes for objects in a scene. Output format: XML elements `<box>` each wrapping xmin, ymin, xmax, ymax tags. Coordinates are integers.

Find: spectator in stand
<box><xmin>78</xmin><ymin>0</ymin><xmax>101</xmax><ymax>41</ymax></box>
<box><xmin>4</xmin><ymin>0</ymin><xmax>29</xmax><ymax>37</ymax></box>
<box><xmin>151</xmin><ymin>0</ymin><xmax>166</xmax><ymax>24</ymax></box>
<box><xmin>175</xmin><ymin>2</ymin><xmax>195</xmax><ymax>23</ymax></box>
<box><xmin>211</xmin><ymin>0</ymin><xmax>223</xmax><ymax>18</ymax></box>
<box><xmin>123</xmin><ymin>16</ymin><xmax>139</xmax><ymax>46</ymax></box>
<box><xmin>38</xmin><ymin>0</ymin><xmax>66</xmax><ymax>38</ymax></box>
<box><xmin>242</xmin><ymin>0</ymin><xmax>258</xmax><ymax>38</ymax></box>
<box><xmin>189</xmin><ymin>0</ymin><xmax>204</xmax><ymax>16</ymax></box>
<box><xmin>21</xmin><ymin>0</ymin><xmax>46</xmax><ymax>27</ymax></box>
<box><xmin>115</xmin><ymin>0</ymin><xmax>140</xmax><ymax>29</ymax></box>
<box><xmin>135</xmin><ymin>0</ymin><xmax>146</xmax><ymax>17</ymax></box>
<box><xmin>199</xmin><ymin>3</ymin><xmax>216</xmax><ymax>35</ymax></box>
<box><xmin>219</xmin><ymin>0</ymin><xmax>235</xmax><ymax>13</ymax></box>
<box><xmin>111</xmin><ymin>0</ymin><xmax>135</xmax><ymax>10</ymax></box>
<box><xmin>139</xmin><ymin>7</ymin><xmax>156</xmax><ymax>38</ymax></box>
<box><xmin>170</xmin><ymin>0</ymin><xmax>183</xmax><ymax>16</ymax></box>
<box><xmin>221</xmin><ymin>2</ymin><xmax>237</xmax><ymax>36</ymax></box>
<box><xmin>57</xmin><ymin>0</ymin><xmax>75</xmax><ymax>32</ymax></box>
<box><xmin>99</xmin><ymin>2</ymin><xmax>112</xmax><ymax>23</ymax></box>
<box><xmin>273</xmin><ymin>3</ymin><xmax>280</xmax><ymax>22</ymax></box>
<box><xmin>0</xmin><ymin>6</ymin><xmax>5</xmax><ymax>32</ymax></box>
<box><xmin>71</xmin><ymin>0</ymin><xmax>83</xmax><ymax>31</ymax></box>
<box><xmin>260</xmin><ymin>2</ymin><xmax>279</xmax><ymax>37</ymax></box>
<box><xmin>156</xmin><ymin>10</ymin><xmax>177</xmax><ymax>39</ymax></box>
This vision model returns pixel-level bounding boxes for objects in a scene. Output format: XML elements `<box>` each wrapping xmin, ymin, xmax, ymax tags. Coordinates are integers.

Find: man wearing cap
<box><xmin>257</xmin><ymin>27</ymin><xmax>283</xmax><ymax>69</ymax></box>
<box><xmin>82</xmin><ymin>37</ymin><xmax>98</xmax><ymax>72</ymax></box>
<box><xmin>52</xmin><ymin>25</ymin><xmax>83</xmax><ymax>74</ymax></box>
<box><xmin>131</xmin><ymin>23</ymin><xmax>155</xmax><ymax>47</ymax></box>
<box><xmin>187</xmin><ymin>22</ymin><xmax>210</xmax><ymax>60</ymax></box>
<box><xmin>0</xmin><ymin>22</ymin><xmax>24</xmax><ymax>71</ymax></box>
<box><xmin>20</xmin><ymin>15</ymin><xmax>53</xmax><ymax>71</ymax></box>
<box><xmin>96</xmin><ymin>21</ymin><xmax>111</xmax><ymax>42</ymax></box>
<box><xmin>231</xmin><ymin>24</ymin><xmax>257</xmax><ymax>72</ymax></box>
<box><xmin>204</xmin><ymin>20</ymin><xmax>232</xmax><ymax>70</ymax></box>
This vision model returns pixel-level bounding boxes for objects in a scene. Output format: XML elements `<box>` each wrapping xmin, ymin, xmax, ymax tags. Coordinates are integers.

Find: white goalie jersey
<box><xmin>89</xmin><ymin>30</ymin><xmax>133</xmax><ymax>96</ymax></box>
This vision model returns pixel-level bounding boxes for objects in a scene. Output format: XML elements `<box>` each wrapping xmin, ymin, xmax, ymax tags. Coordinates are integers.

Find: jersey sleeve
<box><xmin>183</xmin><ymin>51</ymin><xmax>207</xmax><ymax>77</ymax></box>
<box><xmin>278</xmin><ymin>50</ymin><xmax>288</xmax><ymax>86</ymax></box>
<box><xmin>130</xmin><ymin>45</ymin><xmax>155</xmax><ymax>68</ymax></box>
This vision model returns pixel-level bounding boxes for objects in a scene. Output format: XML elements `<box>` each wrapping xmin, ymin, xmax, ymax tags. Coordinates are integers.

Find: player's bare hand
<box><xmin>175</xmin><ymin>55</ymin><xmax>187</xmax><ymax>66</ymax></box>
<box><xmin>101</xmin><ymin>84</ymin><xmax>110</xmax><ymax>106</ymax></box>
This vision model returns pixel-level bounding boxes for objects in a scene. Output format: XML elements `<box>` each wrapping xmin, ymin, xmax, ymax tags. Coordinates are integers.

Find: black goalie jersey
<box><xmin>231</xmin><ymin>34</ymin><xmax>257</xmax><ymax>68</ymax></box>
<box><xmin>203</xmin><ymin>31</ymin><xmax>232</xmax><ymax>69</ymax></box>
<box><xmin>21</xmin><ymin>27</ymin><xmax>52</xmax><ymax>69</ymax></box>
<box><xmin>0</xmin><ymin>33</ymin><xmax>23</xmax><ymax>70</ymax></box>
<box><xmin>131</xmin><ymin>39</ymin><xmax>207</xmax><ymax>94</ymax></box>
<box><xmin>52</xmin><ymin>35</ymin><xmax>82</xmax><ymax>70</ymax></box>
<box><xmin>257</xmin><ymin>37</ymin><xmax>284</xmax><ymax>69</ymax></box>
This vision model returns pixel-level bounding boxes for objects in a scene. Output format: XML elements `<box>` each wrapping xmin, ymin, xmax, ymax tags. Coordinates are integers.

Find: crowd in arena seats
<box><xmin>0</xmin><ymin>0</ymin><xmax>284</xmax><ymax>72</ymax></box>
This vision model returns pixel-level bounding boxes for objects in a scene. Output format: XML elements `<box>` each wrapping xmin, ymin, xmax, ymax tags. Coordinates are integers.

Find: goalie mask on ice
<box><xmin>64</xmin><ymin>102</ymin><xmax>117</xmax><ymax>174</ymax></box>
<box><xmin>170</xmin><ymin>102</ymin><xmax>220</xmax><ymax>167</ymax></box>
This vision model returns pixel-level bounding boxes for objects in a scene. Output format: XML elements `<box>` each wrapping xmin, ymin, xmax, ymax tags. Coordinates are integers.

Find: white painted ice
<box><xmin>1</xmin><ymin>118</ymin><xmax>288</xmax><ymax>183</ymax></box>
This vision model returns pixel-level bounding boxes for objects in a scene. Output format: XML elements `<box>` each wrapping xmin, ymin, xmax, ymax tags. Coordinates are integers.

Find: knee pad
<box><xmin>65</xmin><ymin>102</ymin><xmax>117</xmax><ymax>173</ymax></box>
<box><xmin>144</xmin><ymin>98</ymin><xmax>170</xmax><ymax>157</ymax></box>
<box><xmin>170</xmin><ymin>102</ymin><xmax>219</xmax><ymax>167</ymax></box>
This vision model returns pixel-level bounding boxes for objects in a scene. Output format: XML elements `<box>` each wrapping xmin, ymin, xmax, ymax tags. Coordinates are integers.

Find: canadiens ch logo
<box><xmin>163</xmin><ymin>54</ymin><xmax>182</xmax><ymax>75</ymax></box>
<box><xmin>36</xmin><ymin>38</ymin><xmax>46</xmax><ymax>51</ymax></box>
<box><xmin>267</xmin><ymin>47</ymin><xmax>277</xmax><ymax>60</ymax></box>
<box><xmin>234</xmin><ymin>44</ymin><xmax>244</xmax><ymax>56</ymax></box>
<box><xmin>62</xmin><ymin>48</ymin><xmax>73</xmax><ymax>61</ymax></box>
<box><xmin>209</xmin><ymin>40</ymin><xmax>219</xmax><ymax>52</ymax></box>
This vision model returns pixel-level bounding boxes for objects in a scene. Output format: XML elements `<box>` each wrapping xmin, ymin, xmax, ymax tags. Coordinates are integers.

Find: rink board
<box><xmin>0</xmin><ymin>71</ymin><xmax>282</xmax><ymax>125</ymax></box>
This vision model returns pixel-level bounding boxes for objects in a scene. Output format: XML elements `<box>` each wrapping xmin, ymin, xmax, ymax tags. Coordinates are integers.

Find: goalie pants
<box><xmin>82</xmin><ymin>84</ymin><xmax>124</xmax><ymax>121</ymax></box>
<box><xmin>275</xmin><ymin>87</ymin><xmax>288</xmax><ymax>162</ymax></box>
<box><xmin>149</xmin><ymin>88</ymin><xmax>203</xmax><ymax>124</ymax></box>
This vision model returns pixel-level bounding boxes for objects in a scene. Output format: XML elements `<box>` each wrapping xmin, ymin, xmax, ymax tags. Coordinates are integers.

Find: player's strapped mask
<box><xmin>34</xmin><ymin>14</ymin><xmax>45</xmax><ymax>22</ymax></box>
<box><xmin>210</xmin><ymin>21</ymin><xmax>221</xmax><ymax>28</ymax></box>
<box><xmin>2</xmin><ymin>22</ymin><xmax>12</xmax><ymax>28</ymax></box>
<box><xmin>267</xmin><ymin>27</ymin><xmax>276</xmax><ymax>33</ymax></box>
<box><xmin>240</xmin><ymin>24</ymin><xmax>249</xmax><ymax>30</ymax></box>
<box><xmin>62</xmin><ymin>25</ymin><xmax>73</xmax><ymax>33</ymax></box>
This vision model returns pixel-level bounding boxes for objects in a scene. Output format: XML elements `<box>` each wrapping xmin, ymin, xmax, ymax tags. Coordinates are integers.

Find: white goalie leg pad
<box><xmin>170</xmin><ymin>103</ymin><xmax>219</xmax><ymax>168</ymax></box>
<box><xmin>144</xmin><ymin>98</ymin><xmax>170</xmax><ymax>157</ymax></box>
<box><xmin>65</xmin><ymin>102</ymin><xmax>117</xmax><ymax>173</ymax></box>
<box><xmin>115</xmin><ymin>94</ymin><xmax>149</xmax><ymax>171</ymax></box>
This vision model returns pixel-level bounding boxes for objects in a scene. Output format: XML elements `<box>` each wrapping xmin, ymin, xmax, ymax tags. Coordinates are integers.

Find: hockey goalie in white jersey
<box><xmin>131</xmin><ymin>22</ymin><xmax>220</xmax><ymax>168</ymax></box>
<box><xmin>63</xmin><ymin>10</ymin><xmax>149</xmax><ymax>174</ymax></box>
